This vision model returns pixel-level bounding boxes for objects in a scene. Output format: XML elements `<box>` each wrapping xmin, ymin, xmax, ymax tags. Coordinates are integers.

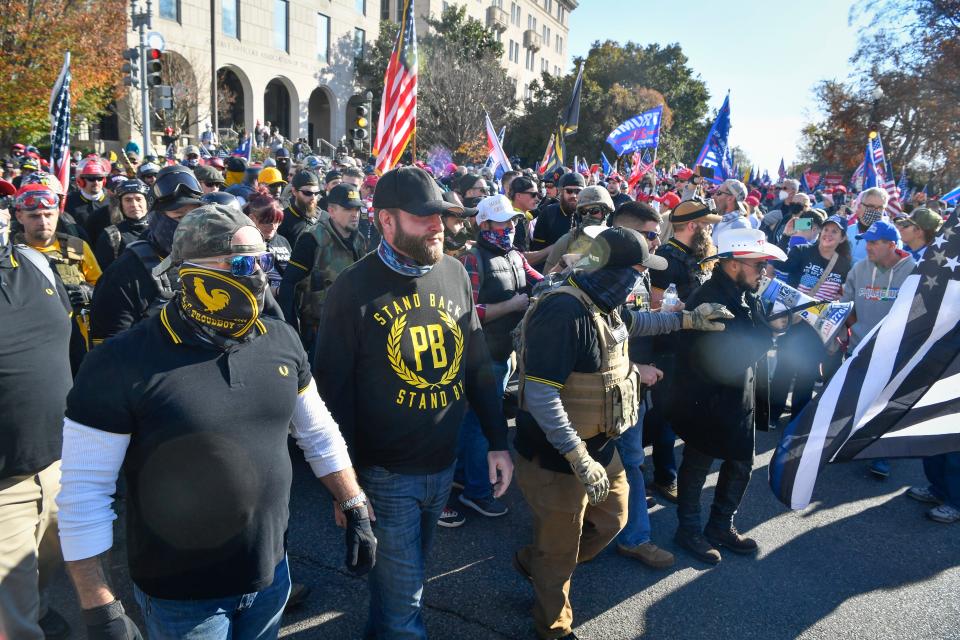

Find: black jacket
<box><xmin>669</xmin><ymin>266</ymin><xmax>773</xmax><ymax>461</ymax></box>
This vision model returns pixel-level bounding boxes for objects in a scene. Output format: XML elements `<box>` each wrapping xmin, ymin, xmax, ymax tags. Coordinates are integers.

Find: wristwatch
<box><xmin>338</xmin><ymin>491</ymin><xmax>367</xmax><ymax>512</ymax></box>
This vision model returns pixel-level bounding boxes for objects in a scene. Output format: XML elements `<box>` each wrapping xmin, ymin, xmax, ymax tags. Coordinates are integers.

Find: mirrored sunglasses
<box><xmin>229</xmin><ymin>253</ymin><xmax>275</xmax><ymax>276</ymax></box>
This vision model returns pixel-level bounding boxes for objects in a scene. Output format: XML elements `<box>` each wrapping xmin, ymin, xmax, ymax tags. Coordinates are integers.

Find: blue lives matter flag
<box><xmin>605</xmin><ymin>105</ymin><xmax>663</xmax><ymax>156</ymax></box>
<box><xmin>694</xmin><ymin>94</ymin><xmax>731</xmax><ymax>182</ymax></box>
<box><xmin>770</xmin><ymin>210</ymin><xmax>960</xmax><ymax>510</ymax></box>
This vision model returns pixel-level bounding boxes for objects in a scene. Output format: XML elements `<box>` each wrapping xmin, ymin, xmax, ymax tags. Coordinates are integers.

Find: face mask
<box><xmin>834</xmin><ymin>194</ymin><xmax>845</xmax><ymax>206</ymax></box>
<box><xmin>183</xmin><ymin>158</ymin><xmax>199</xmax><ymax>168</ymax></box>
<box><xmin>779</xmin><ymin>190</ymin><xmax>789</xmax><ymax>201</ymax></box>
<box><xmin>148</xmin><ymin>211</ymin><xmax>180</xmax><ymax>255</ymax></box>
<box><xmin>178</xmin><ymin>265</ymin><xmax>267</xmax><ymax>341</ymax></box>
<box><xmin>574</xmin><ymin>267</ymin><xmax>642</xmax><ymax>313</ymax></box>
<box><xmin>462</xmin><ymin>196</ymin><xmax>482</xmax><ymax>208</ymax></box>
<box><xmin>480</xmin><ymin>227</ymin><xmax>515</xmax><ymax>252</ymax></box>
<box><xmin>860</xmin><ymin>206</ymin><xmax>884</xmax><ymax>227</ymax></box>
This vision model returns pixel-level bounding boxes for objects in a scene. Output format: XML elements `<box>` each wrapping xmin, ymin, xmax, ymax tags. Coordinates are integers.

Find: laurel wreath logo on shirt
<box><xmin>387</xmin><ymin>310</ymin><xmax>463</xmax><ymax>389</ymax></box>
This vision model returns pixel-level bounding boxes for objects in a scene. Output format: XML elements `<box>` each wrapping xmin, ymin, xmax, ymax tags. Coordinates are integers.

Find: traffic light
<box><xmin>146</xmin><ymin>48</ymin><xmax>163</xmax><ymax>87</ymax></box>
<box><xmin>354</xmin><ymin>105</ymin><xmax>369</xmax><ymax>141</ymax></box>
<box><xmin>121</xmin><ymin>48</ymin><xmax>140</xmax><ymax>87</ymax></box>
<box><xmin>152</xmin><ymin>85</ymin><xmax>173</xmax><ymax>111</ymax></box>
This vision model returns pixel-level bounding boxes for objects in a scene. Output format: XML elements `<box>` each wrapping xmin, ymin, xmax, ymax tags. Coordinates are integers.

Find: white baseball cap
<box><xmin>476</xmin><ymin>195</ymin><xmax>518</xmax><ymax>224</ymax></box>
<box><xmin>715</xmin><ymin>228</ymin><xmax>787</xmax><ymax>261</ymax></box>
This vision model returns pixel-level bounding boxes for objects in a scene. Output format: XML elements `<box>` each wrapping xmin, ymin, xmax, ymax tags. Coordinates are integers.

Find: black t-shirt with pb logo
<box><xmin>316</xmin><ymin>252</ymin><xmax>508</xmax><ymax>474</ymax></box>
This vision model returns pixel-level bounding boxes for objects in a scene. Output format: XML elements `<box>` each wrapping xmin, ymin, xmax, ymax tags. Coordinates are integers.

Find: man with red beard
<box><xmin>315</xmin><ymin>167</ymin><xmax>513</xmax><ymax>638</ymax></box>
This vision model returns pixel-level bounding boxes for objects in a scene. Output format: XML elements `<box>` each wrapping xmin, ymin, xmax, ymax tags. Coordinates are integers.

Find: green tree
<box><xmin>510</xmin><ymin>40</ymin><xmax>711</xmax><ymax>170</ymax></box>
<box><xmin>355</xmin><ymin>5</ymin><xmax>514</xmax><ymax>161</ymax></box>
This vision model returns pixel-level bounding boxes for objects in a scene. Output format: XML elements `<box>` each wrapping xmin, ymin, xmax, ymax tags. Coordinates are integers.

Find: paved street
<box><xmin>48</xmin><ymin>428</ymin><xmax>960</xmax><ymax>639</ymax></box>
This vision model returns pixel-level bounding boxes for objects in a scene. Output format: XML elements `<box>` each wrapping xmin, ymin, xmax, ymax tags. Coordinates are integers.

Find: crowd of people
<box><xmin>1</xmin><ymin>137</ymin><xmax>958</xmax><ymax>640</ymax></box>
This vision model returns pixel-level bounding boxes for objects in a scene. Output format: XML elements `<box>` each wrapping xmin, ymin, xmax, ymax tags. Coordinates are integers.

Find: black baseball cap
<box><xmin>327</xmin><ymin>183</ymin><xmax>363</xmax><ymax>208</ymax></box>
<box><xmin>581</xmin><ymin>227</ymin><xmax>667</xmax><ymax>271</ymax></box>
<box><xmin>558</xmin><ymin>172</ymin><xmax>585</xmax><ymax>189</ymax></box>
<box><xmin>291</xmin><ymin>170</ymin><xmax>319</xmax><ymax>190</ymax></box>
<box><xmin>324</xmin><ymin>169</ymin><xmax>343</xmax><ymax>184</ymax></box>
<box><xmin>442</xmin><ymin>190</ymin><xmax>477</xmax><ymax>217</ymax></box>
<box><xmin>373</xmin><ymin>167</ymin><xmax>463</xmax><ymax>216</ymax></box>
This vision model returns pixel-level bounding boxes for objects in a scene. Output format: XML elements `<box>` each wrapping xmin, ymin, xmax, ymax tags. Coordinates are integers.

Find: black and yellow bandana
<box><xmin>178</xmin><ymin>265</ymin><xmax>267</xmax><ymax>340</ymax></box>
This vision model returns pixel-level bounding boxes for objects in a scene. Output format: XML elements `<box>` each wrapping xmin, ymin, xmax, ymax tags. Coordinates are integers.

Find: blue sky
<box><xmin>567</xmin><ymin>0</ymin><xmax>860</xmax><ymax>174</ymax></box>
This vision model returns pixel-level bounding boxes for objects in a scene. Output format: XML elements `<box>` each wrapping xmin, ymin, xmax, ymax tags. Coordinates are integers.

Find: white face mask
<box><xmin>779</xmin><ymin>190</ymin><xmax>789</xmax><ymax>201</ymax></box>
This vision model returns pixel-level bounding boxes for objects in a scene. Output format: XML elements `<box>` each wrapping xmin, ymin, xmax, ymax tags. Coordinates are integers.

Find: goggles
<box><xmin>16</xmin><ymin>190</ymin><xmax>59</xmax><ymax>211</ymax></box>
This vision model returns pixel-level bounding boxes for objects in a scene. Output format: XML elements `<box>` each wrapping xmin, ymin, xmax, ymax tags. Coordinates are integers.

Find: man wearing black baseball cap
<box><xmin>315</xmin><ymin>166</ymin><xmax>513</xmax><ymax>638</ymax></box>
<box><xmin>278</xmin><ymin>170</ymin><xmax>323</xmax><ymax>247</ymax></box>
<box><xmin>528</xmin><ymin>172</ymin><xmax>585</xmax><ymax>271</ymax></box>
<box><xmin>279</xmin><ymin>183</ymin><xmax>368</xmax><ymax>358</ymax></box>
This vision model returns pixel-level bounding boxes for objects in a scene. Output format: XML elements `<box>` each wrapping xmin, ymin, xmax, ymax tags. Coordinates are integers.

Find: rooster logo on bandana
<box><xmin>193</xmin><ymin>277</ymin><xmax>230</xmax><ymax>312</ymax></box>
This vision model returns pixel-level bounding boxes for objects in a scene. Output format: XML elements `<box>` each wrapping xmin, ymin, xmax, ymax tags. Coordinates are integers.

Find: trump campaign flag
<box><xmin>770</xmin><ymin>210</ymin><xmax>960</xmax><ymax>509</ymax></box>
<box><xmin>694</xmin><ymin>94</ymin><xmax>731</xmax><ymax>182</ymax></box>
<box><xmin>605</xmin><ymin>105</ymin><xmax>663</xmax><ymax>156</ymax></box>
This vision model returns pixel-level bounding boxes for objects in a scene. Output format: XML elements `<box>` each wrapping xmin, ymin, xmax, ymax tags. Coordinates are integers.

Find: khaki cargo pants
<box><xmin>0</xmin><ymin>461</ymin><xmax>61</xmax><ymax>640</ymax></box>
<box><xmin>515</xmin><ymin>452</ymin><xmax>628</xmax><ymax>639</ymax></box>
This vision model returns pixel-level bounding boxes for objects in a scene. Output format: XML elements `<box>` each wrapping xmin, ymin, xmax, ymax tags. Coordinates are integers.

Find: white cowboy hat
<box><xmin>715</xmin><ymin>228</ymin><xmax>787</xmax><ymax>261</ymax></box>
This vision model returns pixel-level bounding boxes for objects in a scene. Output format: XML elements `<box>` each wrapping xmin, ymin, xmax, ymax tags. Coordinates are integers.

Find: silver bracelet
<box><xmin>339</xmin><ymin>491</ymin><xmax>367</xmax><ymax>512</ymax></box>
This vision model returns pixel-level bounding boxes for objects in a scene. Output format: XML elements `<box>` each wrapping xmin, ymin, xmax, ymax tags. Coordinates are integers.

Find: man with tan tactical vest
<box><xmin>512</xmin><ymin>227</ymin><xmax>733</xmax><ymax>639</ymax></box>
<box><xmin>14</xmin><ymin>182</ymin><xmax>101</xmax><ymax>374</ymax></box>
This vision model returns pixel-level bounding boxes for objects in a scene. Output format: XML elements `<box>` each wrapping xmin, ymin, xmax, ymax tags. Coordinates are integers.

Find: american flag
<box><xmin>374</xmin><ymin>0</ymin><xmax>418</xmax><ymax>175</ymax></box>
<box><xmin>770</xmin><ymin>210</ymin><xmax>960</xmax><ymax>509</ymax></box>
<box><xmin>49</xmin><ymin>52</ymin><xmax>72</xmax><ymax>200</ymax></box>
<box><xmin>627</xmin><ymin>149</ymin><xmax>655</xmax><ymax>190</ymax></box>
<box><xmin>864</xmin><ymin>133</ymin><xmax>903</xmax><ymax>216</ymax></box>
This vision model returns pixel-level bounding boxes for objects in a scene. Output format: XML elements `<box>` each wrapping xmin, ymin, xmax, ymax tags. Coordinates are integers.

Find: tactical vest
<box><xmin>518</xmin><ymin>286</ymin><xmax>641</xmax><ymax>440</ymax></box>
<box><xmin>16</xmin><ymin>233</ymin><xmax>85</xmax><ymax>286</ymax></box>
<box><xmin>298</xmin><ymin>219</ymin><xmax>364</xmax><ymax>324</ymax></box>
<box><xmin>470</xmin><ymin>241</ymin><xmax>527</xmax><ymax>362</ymax></box>
<box><xmin>126</xmin><ymin>240</ymin><xmax>176</xmax><ymax>318</ymax></box>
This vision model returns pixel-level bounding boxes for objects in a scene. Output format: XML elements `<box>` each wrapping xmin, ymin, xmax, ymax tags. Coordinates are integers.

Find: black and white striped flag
<box><xmin>770</xmin><ymin>210</ymin><xmax>960</xmax><ymax>510</ymax></box>
<box><xmin>49</xmin><ymin>51</ymin><xmax>72</xmax><ymax>195</ymax></box>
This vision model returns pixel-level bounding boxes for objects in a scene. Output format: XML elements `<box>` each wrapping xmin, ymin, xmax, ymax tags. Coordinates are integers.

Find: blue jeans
<box><xmin>359</xmin><ymin>463</ymin><xmax>455</xmax><ymax>639</ymax></box>
<box><xmin>132</xmin><ymin>555</ymin><xmax>290</xmax><ymax>640</ymax></box>
<box><xmin>456</xmin><ymin>359</ymin><xmax>511</xmax><ymax>500</ymax></box>
<box><xmin>615</xmin><ymin>399</ymin><xmax>651</xmax><ymax>547</ymax></box>
<box><xmin>923</xmin><ymin>452</ymin><xmax>960</xmax><ymax>509</ymax></box>
<box><xmin>645</xmin><ymin>381</ymin><xmax>677</xmax><ymax>486</ymax></box>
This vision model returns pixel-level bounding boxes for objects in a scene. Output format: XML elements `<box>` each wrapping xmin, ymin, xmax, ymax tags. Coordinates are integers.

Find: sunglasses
<box><xmin>83</xmin><ymin>176</ymin><xmax>105</xmax><ymax>182</ymax></box>
<box><xmin>563</xmin><ymin>188</ymin><xmax>582</xmax><ymax>195</ymax></box>
<box><xmin>895</xmin><ymin>219</ymin><xmax>916</xmax><ymax>228</ymax></box>
<box><xmin>742</xmin><ymin>260</ymin><xmax>768</xmax><ymax>271</ymax></box>
<box><xmin>580</xmin><ymin>207</ymin><xmax>606</xmax><ymax>217</ymax></box>
<box><xmin>16</xmin><ymin>190</ymin><xmax>59</xmax><ymax>211</ymax></box>
<box><xmin>639</xmin><ymin>230</ymin><xmax>659</xmax><ymax>241</ymax></box>
<box><xmin>519</xmin><ymin>191</ymin><xmax>539</xmax><ymax>197</ymax></box>
<box><xmin>228</xmin><ymin>253</ymin><xmax>275</xmax><ymax>276</ymax></box>
<box><xmin>204</xmin><ymin>182</ymin><xmax>222</xmax><ymax>188</ymax></box>
<box><xmin>299</xmin><ymin>189</ymin><xmax>321</xmax><ymax>197</ymax></box>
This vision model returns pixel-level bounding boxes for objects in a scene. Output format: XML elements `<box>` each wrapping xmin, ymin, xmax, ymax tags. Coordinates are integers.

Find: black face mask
<box><xmin>833</xmin><ymin>194</ymin><xmax>845</xmax><ymax>206</ymax></box>
<box><xmin>178</xmin><ymin>265</ymin><xmax>268</xmax><ymax>345</ymax></box>
<box><xmin>462</xmin><ymin>196</ymin><xmax>482</xmax><ymax>208</ymax></box>
<box><xmin>147</xmin><ymin>211</ymin><xmax>179</xmax><ymax>255</ymax></box>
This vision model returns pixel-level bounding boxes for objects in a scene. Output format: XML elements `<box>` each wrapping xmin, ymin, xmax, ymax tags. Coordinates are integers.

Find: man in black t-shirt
<box><xmin>315</xmin><ymin>167</ymin><xmax>512</xmax><ymax>638</ymax></box>
<box><xmin>58</xmin><ymin>205</ymin><xmax>373</xmax><ymax>640</ymax></box>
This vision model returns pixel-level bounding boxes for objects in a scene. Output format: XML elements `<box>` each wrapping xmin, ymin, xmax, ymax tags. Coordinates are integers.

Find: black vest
<box><xmin>473</xmin><ymin>240</ymin><xmax>527</xmax><ymax>361</ymax></box>
<box><xmin>126</xmin><ymin>240</ymin><xmax>177</xmax><ymax>318</ymax></box>
<box><xmin>659</xmin><ymin>239</ymin><xmax>709</xmax><ymax>301</ymax></box>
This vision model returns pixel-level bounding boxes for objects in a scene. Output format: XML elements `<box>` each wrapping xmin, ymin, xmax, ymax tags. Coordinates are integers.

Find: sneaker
<box><xmin>704</xmin><ymin>524</ymin><xmax>758</xmax><ymax>556</ymax></box>
<box><xmin>869</xmin><ymin>459</ymin><xmax>891</xmax><ymax>479</ymax></box>
<box><xmin>906</xmin><ymin>486</ymin><xmax>942</xmax><ymax>504</ymax></box>
<box><xmin>653</xmin><ymin>481</ymin><xmax>679</xmax><ymax>504</ymax></box>
<box><xmin>459</xmin><ymin>494</ymin><xmax>509</xmax><ymax>517</ymax></box>
<box><xmin>927</xmin><ymin>504</ymin><xmax>960</xmax><ymax>523</ymax></box>
<box><xmin>512</xmin><ymin>551</ymin><xmax>532</xmax><ymax>582</ymax></box>
<box><xmin>437</xmin><ymin>506</ymin><xmax>466</xmax><ymax>528</ymax></box>
<box><xmin>674</xmin><ymin>529</ymin><xmax>721</xmax><ymax>565</ymax></box>
<box><xmin>617</xmin><ymin>541</ymin><xmax>675</xmax><ymax>569</ymax></box>
<box><xmin>38</xmin><ymin>609</ymin><xmax>70</xmax><ymax>640</ymax></box>
<box><xmin>284</xmin><ymin>582</ymin><xmax>311</xmax><ymax>612</ymax></box>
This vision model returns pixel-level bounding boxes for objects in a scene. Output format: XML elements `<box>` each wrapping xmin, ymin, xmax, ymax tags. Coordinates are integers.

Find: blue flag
<box><xmin>694</xmin><ymin>95</ymin><xmax>731</xmax><ymax>182</ymax></box>
<box><xmin>232</xmin><ymin>135</ymin><xmax>252</xmax><ymax>162</ymax></box>
<box><xmin>605</xmin><ymin>105</ymin><xmax>664</xmax><ymax>156</ymax></box>
<box><xmin>863</xmin><ymin>136</ymin><xmax>880</xmax><ymax>189</ymax></box>
<box><xmin>601</xmin><ymin>153</ymin><xmax>612</xmax><ymax>176</ymax></box>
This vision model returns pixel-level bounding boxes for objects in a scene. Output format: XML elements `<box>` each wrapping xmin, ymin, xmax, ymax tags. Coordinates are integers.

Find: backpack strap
<box><xmin>104</xmin><ymin>225</ymin><xmax>123</xmax><ymax>259</ymax></box>
<box><xmin>13</xmin><ymin>245</ymin><xmax>57</xmax><ymax>289</ymax></box>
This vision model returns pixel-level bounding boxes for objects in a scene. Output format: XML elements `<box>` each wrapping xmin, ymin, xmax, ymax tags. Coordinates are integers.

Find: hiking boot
<box><xmin>459</xmin><ymin>493</ymin><xmax>508</xmax><ymax>517</ymax></box>
<box><xmin>437</xmin><ymin>505</ymin><xmax>465</xmax><ymax>528</ymax></box>
<box><xmin>704</xmin><ymin>524</ymin><xmax>758</xmax><ymax>555</ymax></box>
<box><xmin>906</xmin><ymin>486</ymin><xmax>941</xmax><ymax>504</ymax></box>
<box><xmin>284</xmin><ymin>582</ymin><xmax>311</xmax><ymax>612</ymax></box>
<box><xmin>927</xmin><ymin>504</ymin><xmax>960</xmax><ymax>524</ymax></box>
<box><xmin>617</xmin><ymin>541</ymin><xmax>675</xmax><ymax>569</ymax></box>
<box><xmin>512</xmin><ymin>551</ymin><xmax>532</xmax><ymax>582</ymax></box>
<box><xmin>869</xmin><ymin>459</ymin><xmax>891</xmax><ymax>479</ymax></box>
<box><xmin>654</xmin><ymin>481</ymin><xmax>679</xmax><ymax>504</ymax></box>
<box><xmin>674</xmin><ymin>529</ymin><xmax>721</xmax><ymax>565</ymax></box>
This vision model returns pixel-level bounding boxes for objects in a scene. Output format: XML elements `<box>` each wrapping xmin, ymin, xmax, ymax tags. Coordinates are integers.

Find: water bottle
<box><xmin>662</xmin><ymin>283</ymin><xmax>680</xmax><ymax>312</ymax></box>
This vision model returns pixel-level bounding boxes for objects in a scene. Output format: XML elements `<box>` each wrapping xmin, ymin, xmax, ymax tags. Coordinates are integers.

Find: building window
<box><xmin>554</xmin><ymin>65</ymin><xmax>560</xmax><ymax>76</ymax></box>
<box><xmin>381</xmin><ymin>0</ymin><xmax>390</xmax><ymax>19</ymax></box>
<box><xmin>541</xmin><ymin>58</ymin><xmax>548</xmax><ymax>72</ymax></box>
<box><xmin>158</xmin><ymin>0</ymin><xmax>179</xmax><ymax>21</ymax></box>
<box><xmin>525</xmin><ymin>49</ymin><xmax>535</xmax><ymax>71</ymax></box>
<box><xmin>273</xmin><ymin>0</ymin><xmax>288</xmax><ymax>52</ymax></box>
<box><xmin>544</xmin><ymin>0</ymin><xmax>552</xmax><ymax>12</ymax></box>
<box><xmin>559</xmin><ymin>5</ymin><xmax>566</xmax><ymax>25</ymax></box>
<box><xmin>356</xmin><ymin>0</ymin><xmax>366</xmax><ymax>15</ymax></box>
<box><xmin>556</xmin><ymin>35</ymin><xmax>563</xmax><ymax>55</ymax></box>
<box><xmin>317</xmin><ymin>13</ymin><xmax>330</xmax><ymax>63</ymax></box>
<box><xmin>222</xmin><ymin>0</ymin><xmax>239</xmax><ymax>38</ymax></box>
<box><xmin>354</xmin><ymin>28</ymin><xmax>366</xmax><ymax>59</ymax></box>
<box><xmin>542</xmin><ymin>25</ymin><xmax>550</xmax><ymax>44</ymax></box>
<box><xmin>510</xmin><ymin>2</ymin><xmax>520</xmax><ymax>26</ymax></box>
<box><xmin>527</xmin><ymin>14</ymin><xmax>536</xmax><ymax>31</ymax></box>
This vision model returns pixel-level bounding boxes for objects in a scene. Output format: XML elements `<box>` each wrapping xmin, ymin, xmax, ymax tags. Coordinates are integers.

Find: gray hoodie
<box><xmin>840</xmin><ymin>252</ymin><xmax>916</xmax><ymax>348</ymax></box>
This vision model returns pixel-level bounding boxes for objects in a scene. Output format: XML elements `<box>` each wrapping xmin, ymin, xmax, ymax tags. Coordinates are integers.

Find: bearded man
<box><xmin>314</xmin><ymin>167</ymin><xmax>513</xmax><ymax>638</ymax></box>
